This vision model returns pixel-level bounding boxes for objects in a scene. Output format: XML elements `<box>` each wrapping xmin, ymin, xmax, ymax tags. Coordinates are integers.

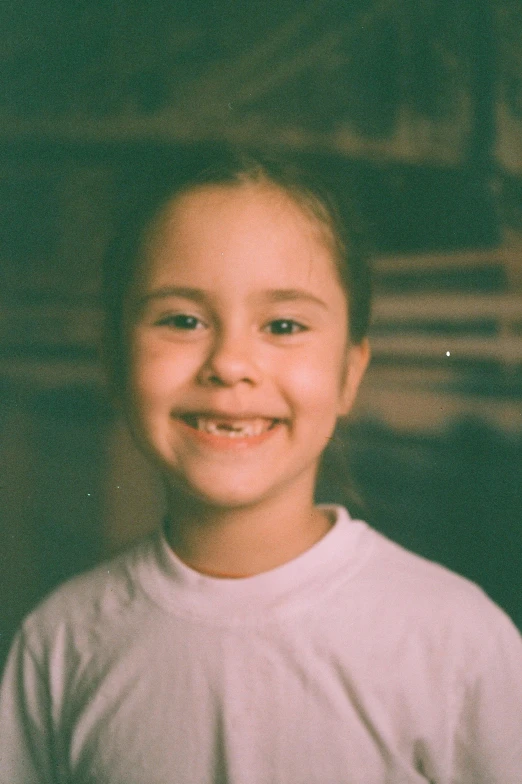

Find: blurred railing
<box><xmin>357</xmin><ymin>238</ymin><xmax>522</xmax><ymax>434</ymax></box>
<box><xmin>372</xmin><ymin>292</ymin><xmax>522</xmax><ymax>364</ymax></box>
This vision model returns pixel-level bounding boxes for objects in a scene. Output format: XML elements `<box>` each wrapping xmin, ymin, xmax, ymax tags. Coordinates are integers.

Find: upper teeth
<box><xmin>194</xmin><ymin>418</ymin><xmax>275</xmax><ymax>437</ymax></box>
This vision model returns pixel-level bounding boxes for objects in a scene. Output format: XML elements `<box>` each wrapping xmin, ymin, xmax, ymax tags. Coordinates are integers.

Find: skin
<box><xmin>123</xmin><ymin>181</ymin><xmax>369</xmax><ymax>578</ymax></box>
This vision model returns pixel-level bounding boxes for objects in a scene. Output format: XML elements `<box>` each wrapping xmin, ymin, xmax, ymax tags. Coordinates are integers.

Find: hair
<box><xmin>102</xmin><ymin>143</ymin><xmax>373</xmax><ymax>396</ymax></box>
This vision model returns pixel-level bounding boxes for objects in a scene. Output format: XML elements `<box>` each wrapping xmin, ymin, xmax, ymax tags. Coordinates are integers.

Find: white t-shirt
<box><xmin>1</xmin><ymin>506</ymin><xmax>521</xmax><ymax>784</ymax></box>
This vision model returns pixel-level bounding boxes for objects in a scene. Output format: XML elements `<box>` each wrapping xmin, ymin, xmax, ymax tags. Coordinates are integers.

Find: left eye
<box><xmin>265</xmin><ymin>319</ymin><xmax>307</xmax><ymax>335</ymax></box>
<box><xmin>155</xmin><ymin>314</ymin><xmax>204</xmax><ymax>330</ymax></box>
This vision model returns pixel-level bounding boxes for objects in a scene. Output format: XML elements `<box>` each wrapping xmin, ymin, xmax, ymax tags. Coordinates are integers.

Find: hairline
<box><xmin>138</xmin><ymin>175</ymin><xmax>348</xmax><ymax>297</ymax></box>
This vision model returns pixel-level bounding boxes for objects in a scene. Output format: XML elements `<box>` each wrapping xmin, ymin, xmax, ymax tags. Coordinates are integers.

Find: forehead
<box><xmin>138</xmin><ymin>182</ymin><xmax>341</xmax><ymax>291</ymax></box>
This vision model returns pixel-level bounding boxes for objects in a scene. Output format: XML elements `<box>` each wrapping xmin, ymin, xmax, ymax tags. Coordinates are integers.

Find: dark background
<box><xmin>1</xmin><ymin>0</ymin><xmax>521</xmax><ymax>669</ymax></box>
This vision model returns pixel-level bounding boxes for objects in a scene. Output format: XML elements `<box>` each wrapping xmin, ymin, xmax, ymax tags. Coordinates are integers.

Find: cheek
<box><xmin>284</xmin><ymin>349</ymin><xmax>346</xmax><ymax>412</ymax></box>
<box><xmin>127</xmin><ymin>338</ymin><xmax>190</xmax><ymax>406</ymax></box>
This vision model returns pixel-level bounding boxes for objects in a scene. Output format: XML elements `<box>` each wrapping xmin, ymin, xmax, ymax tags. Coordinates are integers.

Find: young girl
<box><xmin>1</xmin><ymin>148</ymin><xmax>521</xmax><ymax>783</ymax></box>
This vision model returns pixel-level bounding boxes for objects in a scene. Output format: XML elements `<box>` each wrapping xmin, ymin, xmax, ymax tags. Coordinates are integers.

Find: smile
<box><xmin>176</xmin><ymin>415</ymin><xmax>284</xmax><ymax>447</ymax></box>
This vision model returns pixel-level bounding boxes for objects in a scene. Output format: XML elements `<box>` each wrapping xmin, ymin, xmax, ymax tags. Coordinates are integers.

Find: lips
<box><xmin>179</xmin><ymin>415</ymin><xmax>281</xmax><ymax>438</ymax></box>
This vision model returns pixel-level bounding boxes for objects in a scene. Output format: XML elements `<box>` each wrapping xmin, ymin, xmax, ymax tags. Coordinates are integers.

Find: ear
<box><xmin>337</xmin><ymin>338</ymin><xmax>371</xmax><ymax>418</ymax></box>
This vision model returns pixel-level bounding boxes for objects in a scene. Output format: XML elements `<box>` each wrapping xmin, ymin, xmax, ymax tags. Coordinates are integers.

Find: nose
<box><xmin>197</xmin><ymin>327</ymin><xmax>262</xmax><ymax>387</ymax></box>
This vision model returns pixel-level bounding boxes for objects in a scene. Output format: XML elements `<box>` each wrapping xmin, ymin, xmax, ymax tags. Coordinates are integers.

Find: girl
<box><xmin>1</xmin><ymin>147</ymin><xmax>521</xmax><ymax>783</ymax></box>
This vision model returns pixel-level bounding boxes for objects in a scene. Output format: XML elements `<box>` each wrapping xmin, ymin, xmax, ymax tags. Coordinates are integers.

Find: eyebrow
<box><xmin>137</xmin><ymin>287</ymin><xmax>207</xmax><ymax>307</ymax></box>
<box><xmin>137</xmin><ymin>286</ymin><xmax>329</xmax><ymax>311</ymax></box>
<box><xmin>260</xmin><ymin>288</ymin><xmax>329</xmax><ymax>310</ymax></box>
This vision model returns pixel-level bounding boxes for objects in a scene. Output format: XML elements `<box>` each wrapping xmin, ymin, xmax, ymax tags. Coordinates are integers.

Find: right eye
<box><xmin>154</xmin><ymin>314</ymin><xmax>205</xmax><ymax>330</ymax></box>
<box><xmin>264</xmin><ymin>318</ymin><xmax>307</xmax><ymax>336</ymax></box>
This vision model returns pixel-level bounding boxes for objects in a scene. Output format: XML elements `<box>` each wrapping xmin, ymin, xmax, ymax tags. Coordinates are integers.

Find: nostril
<box><xmin>207</xmin><ymin>374</ymin><xmax>226</xmax><ymax>386</ymax></box>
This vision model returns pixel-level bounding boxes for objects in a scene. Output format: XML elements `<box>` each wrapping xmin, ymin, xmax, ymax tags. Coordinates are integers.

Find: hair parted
<box><xmin>101</xmin><ymin>144</ymin><xmax>373</xmax><ymax>395</ymax></box>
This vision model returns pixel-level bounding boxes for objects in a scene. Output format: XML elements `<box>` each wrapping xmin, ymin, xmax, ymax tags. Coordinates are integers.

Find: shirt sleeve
<box><xmin>0</xmin><ymin>629</ymin><xmax>60</xmax><ymax>784</ymax></box>
<box><xmin>454</xmin><ymin>608</ymin><xmax>522</xmax><ymax>784</ymax></box>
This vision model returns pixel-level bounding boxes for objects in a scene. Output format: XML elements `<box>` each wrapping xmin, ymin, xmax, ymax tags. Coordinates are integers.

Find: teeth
<box><xmin>194</xmin><ymin>418</ymin><xmax>275</xmax><ymax>437</ymax></box>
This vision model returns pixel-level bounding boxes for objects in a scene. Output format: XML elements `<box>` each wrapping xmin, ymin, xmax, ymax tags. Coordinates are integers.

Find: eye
<box><xmin>265</xmin><ymin>319</ymin><xmax>307</xmax><ymax>336</ymax></box>
<box><xmin>155</xmin><ymin>313</ymin><xmax>205</xmax><ymax>330</ymax></box>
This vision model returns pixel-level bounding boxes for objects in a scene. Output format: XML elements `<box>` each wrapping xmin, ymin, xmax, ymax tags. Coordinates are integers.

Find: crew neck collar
<box><xmin>136</xmin><ymin>505</ymin><xmax>371</xmax><ymax>626</ymax></box>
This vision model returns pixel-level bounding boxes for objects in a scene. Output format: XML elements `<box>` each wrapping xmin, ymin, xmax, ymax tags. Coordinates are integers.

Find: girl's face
<box><xmin>124</xmin><ymin>182</ymin><xmax>369</xmax><ymax>510</ymax></box>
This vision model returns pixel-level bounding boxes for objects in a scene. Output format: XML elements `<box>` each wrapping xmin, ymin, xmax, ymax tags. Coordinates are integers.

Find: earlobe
<box><xmin>338</xmin><ymin>338</ymin><xmax>371</xmax><ymax>418</ymax></box>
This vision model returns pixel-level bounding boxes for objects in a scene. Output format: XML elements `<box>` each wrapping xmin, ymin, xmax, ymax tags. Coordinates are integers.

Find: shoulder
<box><xmin>19</xmin><ymin>531</ymin><xmax>161</xmax><ymax>657</ymax></box>
<box><xmin>355</xmin><ymin>527</ymin><xmax>522</xmax><ymax>776</ymax></box>
<box><xmin>358</xmin><ymin>524</ymin><xmax>521</xmax><ymax>649</ymax></box>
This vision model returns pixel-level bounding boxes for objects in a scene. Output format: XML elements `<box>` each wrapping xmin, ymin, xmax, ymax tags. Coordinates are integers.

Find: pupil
<box><xmin>177</xmin><ymin>315</ymin><xmax>197</xmax><ymax>328</ymax></box>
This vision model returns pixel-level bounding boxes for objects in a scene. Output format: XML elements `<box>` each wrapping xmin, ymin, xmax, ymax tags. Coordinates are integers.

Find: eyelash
<box><xmin>154</xmin><ymin>314</ymin><xmax>308</xmax><ymax>336</ymax></box>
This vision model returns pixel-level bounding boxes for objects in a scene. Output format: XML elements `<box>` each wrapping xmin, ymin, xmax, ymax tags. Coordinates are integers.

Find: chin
<box><xmin>192</xmin><ymin>482</ymin><xmax>270</xmax><ymax>509</ymax></box>
<box><xmin>176</xmin><ymin>490</ymin><xmax>267</xmax><ymax>513</ymax></box>
<box><xmin>170</xmin><ymin>470</ymin><xmax>296</xmax><ymax>511</ymax></box>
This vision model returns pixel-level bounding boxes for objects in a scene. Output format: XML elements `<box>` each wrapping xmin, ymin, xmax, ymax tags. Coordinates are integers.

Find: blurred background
<box><xmin>1</xmin><ymin>0</ymin><xmax>521</xmax><ymax>668</ymax></box>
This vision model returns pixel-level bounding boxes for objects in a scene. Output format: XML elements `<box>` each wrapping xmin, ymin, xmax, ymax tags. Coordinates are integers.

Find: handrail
<box><xmin>372</xmin><ymin>293</ymin><xmax>522</xmax><ymax>321</ymax></box>
<box><xmin>370</xmin><ymin>334</ymin><xmax>522</xmax><ymax>363</ymax></box>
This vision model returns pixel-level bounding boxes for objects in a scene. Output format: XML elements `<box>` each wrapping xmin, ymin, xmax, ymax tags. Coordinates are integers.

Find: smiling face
<box><xmin>123</xmin><ymin>182</ymin><xmax>369</xmax><ymax>511</ymax></box>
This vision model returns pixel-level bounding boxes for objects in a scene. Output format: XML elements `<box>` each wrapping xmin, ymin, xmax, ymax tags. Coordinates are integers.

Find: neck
<box><xmin>163</xmin><ymin>484</ymin><xmax>333</xmax><ymax>579</ymax></box>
